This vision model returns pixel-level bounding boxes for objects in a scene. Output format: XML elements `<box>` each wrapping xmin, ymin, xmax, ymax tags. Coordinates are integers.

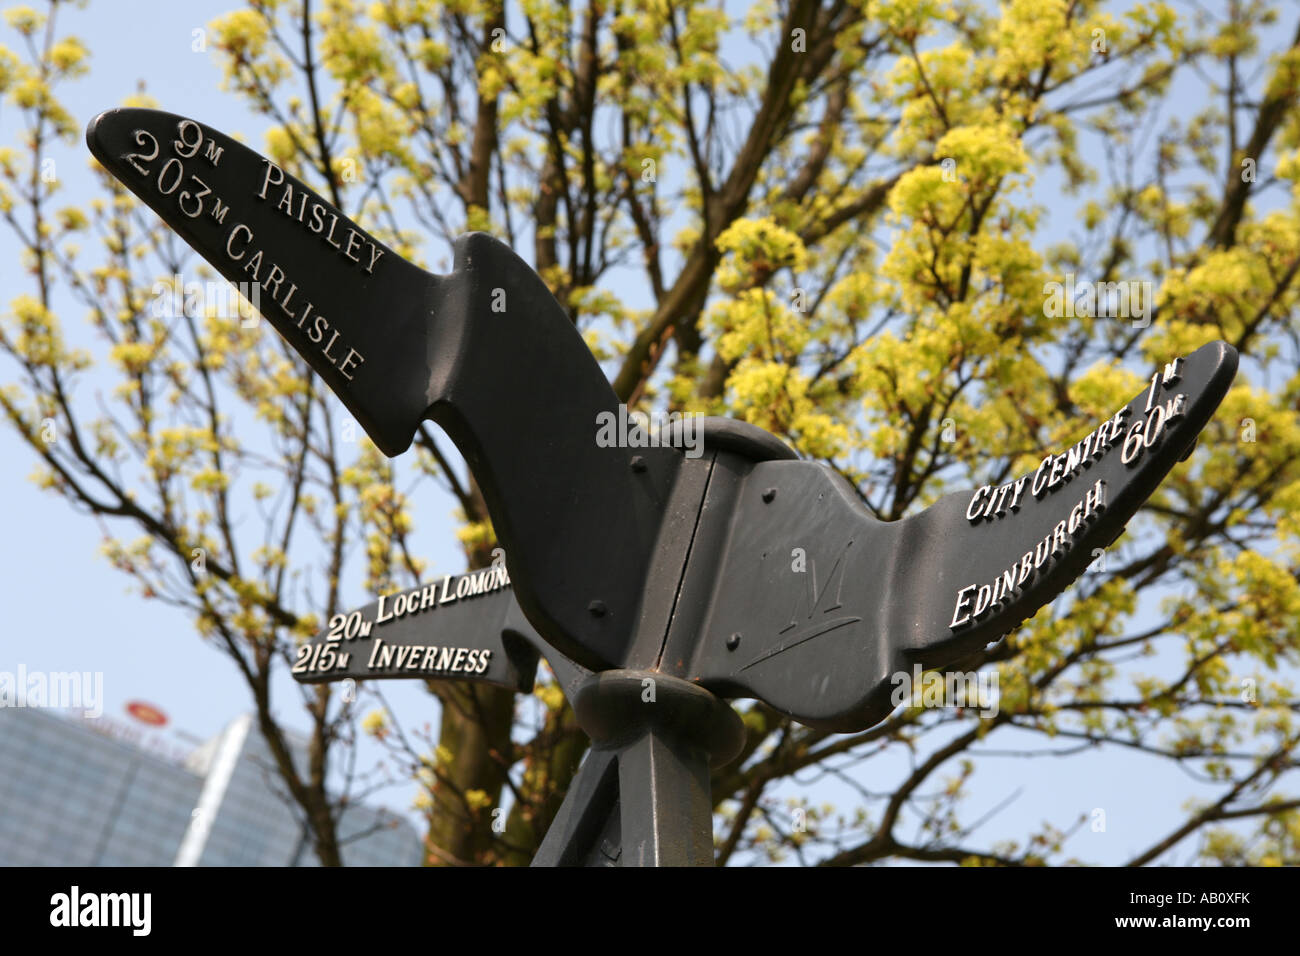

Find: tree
<box><xmin>2</xmin><ymin>0</ymin><xmax>1299</xmax><ymax>866</ymax></box>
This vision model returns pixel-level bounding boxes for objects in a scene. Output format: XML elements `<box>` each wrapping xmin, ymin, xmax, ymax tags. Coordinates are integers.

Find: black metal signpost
<box><xmin>88</xmin><ymin>108</ymin><xmax>1240</xmax><ymax>866</ymax></box>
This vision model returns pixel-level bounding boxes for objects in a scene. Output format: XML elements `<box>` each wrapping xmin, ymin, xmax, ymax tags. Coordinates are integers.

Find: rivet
<box><xmin>588</xmin><ymin>600</ymin><xmax>607</xmax><ymax>617</ymax></box>
<box><xmin>630</xmin><ymin>455</ymin><xmax>647</xmax><ymax>472</ymax></box>
<box><xmin>726</xmin><ymin>633</ymin><xmax>741</xmax><ymax>651</ymax></box>
<box><xmin>762</xmin><ymin>488</ymin><xmax>777</xmax><ymax>503</ymax></box>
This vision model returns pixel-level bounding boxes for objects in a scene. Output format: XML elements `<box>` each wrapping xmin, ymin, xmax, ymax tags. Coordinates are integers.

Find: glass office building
<box><xmin>0</xmin><ymin>706</ymin><xmax>421</xmax><ymax>866</ymax></box>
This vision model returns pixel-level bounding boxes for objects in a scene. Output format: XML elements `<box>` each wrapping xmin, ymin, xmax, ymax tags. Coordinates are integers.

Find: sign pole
<box><xmin>534</xmin><ymin>671</ymin><xmax>743</xmax><ymax>866</ymax></box>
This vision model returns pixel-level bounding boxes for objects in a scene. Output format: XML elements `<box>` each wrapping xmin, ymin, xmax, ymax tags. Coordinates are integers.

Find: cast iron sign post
<box><xmin>88</xmin><ymin>108</ymin><xmax>1239</xmax><ymax>866</ymax></box>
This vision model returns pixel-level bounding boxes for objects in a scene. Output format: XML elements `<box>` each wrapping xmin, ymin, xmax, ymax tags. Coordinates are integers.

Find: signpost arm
<box><xmin>84</xmin><ymin>107</ymin><xmax>685</xmax><ymax>673</ymax></box>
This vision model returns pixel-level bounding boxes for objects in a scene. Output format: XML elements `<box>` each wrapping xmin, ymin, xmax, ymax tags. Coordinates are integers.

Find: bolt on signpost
<box><xmin>88</xmin><ymin>108</ymin><xmax>1239</xmax><ymax>866</ymax></box>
